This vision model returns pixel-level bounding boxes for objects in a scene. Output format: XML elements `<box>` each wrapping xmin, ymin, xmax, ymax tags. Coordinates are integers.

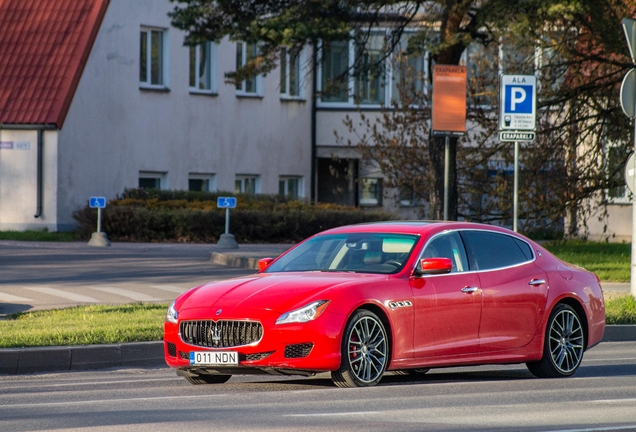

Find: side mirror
<box><xmin>416</xmin><ymin>257</ymin><xmax>453</xmax><ymax>275</ymax></box>
<box><xmin>258</xmin><ymin>257</ymin><xmax>274</xmax><ymax>271</ymax></box>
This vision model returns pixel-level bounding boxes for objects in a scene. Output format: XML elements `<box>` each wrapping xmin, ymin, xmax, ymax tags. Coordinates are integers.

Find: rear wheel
<box><xmin>184</xmin><ymin>374</ymin><xmax>232</xmax><ymax>385</ymax></box>
<box><xmin>527</xmin><ymin>304</ymin><xmax>585</xmax><ymax>378</ymax></box>
<box><xmin>331</xmin><ymin>310</ymin><xmax>389</xmax><ymax>388</ymax></box>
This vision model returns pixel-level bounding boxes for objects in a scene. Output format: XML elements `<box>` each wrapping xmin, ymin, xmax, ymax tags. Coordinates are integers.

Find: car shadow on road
<box><xmin>0</xmin><ymin>302</ymin><xmax>32</xmax><ymax>317</ymax></box>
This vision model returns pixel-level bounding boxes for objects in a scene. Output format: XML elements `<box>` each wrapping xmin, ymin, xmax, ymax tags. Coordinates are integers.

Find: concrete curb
<box><xmin>1</xmin><ymin>327</ymin><xmax>635</xmax><ymax>375</ymax></box>
<box><xmin>0</xmin><ymin>341</ymin><xmax>164</xmax><ymax>375</ymax></box>
<box><xmin>210</xmin><ymin>252</ymin><xmax>263</xmax><ymax>270</ymax></box>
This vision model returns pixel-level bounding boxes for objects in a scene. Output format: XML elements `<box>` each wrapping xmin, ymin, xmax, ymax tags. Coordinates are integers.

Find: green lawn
<box><xmin>0</xmin><ymin>297</ymin><xmax>634</xmax><ymax>348</ymax></box>
<box><xmin>543</xmin><ymin>240</ymin><xmax>630</xmax><ymax>282</ymax></box>
<box><xmin>0</xmin><ymin>303</ymin><xmax>168</xmax><ymax>348</ymax></box>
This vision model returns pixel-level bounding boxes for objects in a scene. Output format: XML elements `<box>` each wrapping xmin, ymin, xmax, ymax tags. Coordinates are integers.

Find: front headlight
<box><xmin>276</xmin><ymin>300</ymin><xmax>330</xmax><ymax>325</ymax></box>
<box><xmin>166</xmin><ymin>301</ymin><xmax>178</xmax><ymax>324</ymax></box>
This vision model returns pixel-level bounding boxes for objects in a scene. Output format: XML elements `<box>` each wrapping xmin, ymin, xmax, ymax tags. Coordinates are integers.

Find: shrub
<box><xmin>73</xmin><ymin>189</ymin><xmax>393</xmax><ymax>243</ymax></box>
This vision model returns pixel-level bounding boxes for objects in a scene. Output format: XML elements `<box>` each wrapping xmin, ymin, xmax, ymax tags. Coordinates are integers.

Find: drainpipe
<box><xmin>34</xmin><ymin>129</ymin><xmax>44</xmax><ymax>218</ymax></box>
<box><xmin>0</xmin><ymin>123</ymin><xmax>56</xmax><ymax>218</ymax></box>
<box><xmin>310</xmin><ymin>41</ymin><xmax>318</xmax><ymax>204</ymax></box>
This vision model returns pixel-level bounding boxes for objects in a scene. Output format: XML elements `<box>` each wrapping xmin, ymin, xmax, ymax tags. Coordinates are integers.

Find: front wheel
<box><xmin>331</xmin><ymin>310</ymin><xmax>389</xmax><ymax>388</ymax></box>
<box><xmin>527</xmin><ymin>304</ymin><xmax>585</xmax><ymax>378</ymax></box>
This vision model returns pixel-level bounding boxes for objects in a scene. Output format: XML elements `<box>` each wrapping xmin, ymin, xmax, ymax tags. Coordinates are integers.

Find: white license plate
<box><xmin>190</xmin><ymin>351</ymin><xmax>238</xmax><ymax>366</ymax></box>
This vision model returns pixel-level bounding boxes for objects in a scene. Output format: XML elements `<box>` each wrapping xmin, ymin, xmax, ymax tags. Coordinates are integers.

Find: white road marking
<box><xmin>0</xmin><ymin>292</ymin><xmax>32</xmax><ymax>302</ymax></box>
<box><xmin>87</xmin><ymin>286</ymin><xmax>160</xmax><ymax>302</ymax></box>
<box><xmin>539</xmin><ymin>426</ymin><xmax>636</xmax><ymax>432</ymax></box>
<box><xmin>285</xmin><ymin>411</ymin><xmax>380</xmax><ymax>417</ymax></box>
<box><xmin>25</xmin><ymin>287</ymin><xmax>99</xmax><ymax>303</ymax></box>
<box><xmin>149</xmin><ymin>285</ymin><xmax>188</xmax><ymax>293</ymax></box>
<box><xmin>0</xmin><ymin>394</ymin><xmax>229</xmax><ymax>409</ymax></box>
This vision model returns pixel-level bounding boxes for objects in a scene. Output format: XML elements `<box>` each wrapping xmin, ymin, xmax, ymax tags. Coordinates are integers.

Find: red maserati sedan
<box><xmin>164</xmin><ymin>221</ymin><xmax>605</xmax><ymax>388</ymax></box>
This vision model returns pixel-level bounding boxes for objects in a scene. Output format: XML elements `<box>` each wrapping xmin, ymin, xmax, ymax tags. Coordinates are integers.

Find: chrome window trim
<box><xmin>413</xmin><ymin>228</ymin><xmax>536</xmax><ymax>276</ymax></box>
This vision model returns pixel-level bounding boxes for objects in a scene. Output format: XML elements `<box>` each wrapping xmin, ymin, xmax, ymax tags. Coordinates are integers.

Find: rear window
<box><xmin>461</xmin><ymin>231</ymin><xmax>533</xmax><ymax>271</ymax></box>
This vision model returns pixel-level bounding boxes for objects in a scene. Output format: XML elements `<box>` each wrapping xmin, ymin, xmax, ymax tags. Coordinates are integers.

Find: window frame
<box><xmin>188</xmin><ymin>173</ymin><xmax>217</xmax><ymax>192</ymax></box>
<box><xmin>605</xmin><ymin>144</ymin><xmax>632</xmax><ymax>204</ymax></box>
<box><xmin>279</xmin><ymin>176</ymin><xmax>304</xmax><ymax>199</ymax></box>
<box><xmin>280</xmin><ymin>47</ymin><xmax>305</xmax><ymax>100</ymax></box>
<box><xmin>359</xmin><ymin>177</ymin><xmax>383</xmax><ymax>206</ymax></box>
<box><xmin>189</xmin><ymin>41</ymin><xmax>217</xmax><ymax>94</ymax></box>
<box><xmin>235</xmin><ymin>175</ymin><xmax>261</xmax><ymax>194</ymax></box>
<box><xmin>236</xmin><ymin>41</ymin><xmax>263</xmax><ymax>97</ymax></box>
<box><xmin>140</xmin><ymin>27</ymin><xmax>169</xmax><ymax>90</ymax></box>
<box><xmin>139</xmin><ymin>171</ymin><xmax>168</xmax><ymax>190</ymax></box>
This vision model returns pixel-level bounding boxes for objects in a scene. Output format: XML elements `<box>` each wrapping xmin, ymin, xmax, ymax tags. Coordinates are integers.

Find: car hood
<box><xmin>178</xmin><ymin>272</ymin><xmax>385</xmax><ymax>315</ymax></box>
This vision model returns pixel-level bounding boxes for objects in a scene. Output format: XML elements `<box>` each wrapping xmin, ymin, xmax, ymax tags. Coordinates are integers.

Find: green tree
<box><xmin>169</xmin><ymin>0</ymin><xmax>635</xmax><ymax>233</ymax></box>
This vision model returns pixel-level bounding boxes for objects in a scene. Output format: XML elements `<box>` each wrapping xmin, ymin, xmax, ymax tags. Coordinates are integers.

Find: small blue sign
<box><xmin>217</xmin><ymin>197</ymin><xmax>237</xmax><ymax>208</ymax></box>
<box><xmin>89</xmin><ymin>197</ymin><xmax>106</xmax><ymax>208</ymax></box>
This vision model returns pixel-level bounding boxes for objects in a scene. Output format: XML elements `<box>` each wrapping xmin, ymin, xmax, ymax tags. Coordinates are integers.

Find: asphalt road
<box><xmin>1</xmin><ymin>342</ymin><xmax>635</xmax><ymax>432</ymax></box>
<box><xmin>0</xmin><ymin>241</ymin><xmax>259</xmax><ymax>315</ymax></box>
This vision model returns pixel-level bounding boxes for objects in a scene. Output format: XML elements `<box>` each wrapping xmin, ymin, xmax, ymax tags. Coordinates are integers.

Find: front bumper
<box><xmin>164</xmin><ymin>311</ymin><xmax>344</xmax><ymax>372</ymax></box>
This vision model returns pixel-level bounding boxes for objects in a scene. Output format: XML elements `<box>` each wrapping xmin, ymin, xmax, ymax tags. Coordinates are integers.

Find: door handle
<box><xmin>528</xmin><ymin>279</ymin><xmax>546</xmax><ymax>286</ymax></box>
<box><xmin>461</xmin><ymin>286</ymin><xmax>479</xmax><ymax>293</ymax></box>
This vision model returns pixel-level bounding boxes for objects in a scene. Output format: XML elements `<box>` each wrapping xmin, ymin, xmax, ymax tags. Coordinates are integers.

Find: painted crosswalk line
<box><xmin>87</xmin><ymin>286</ymin><xmax>161</xmax><ymax>302</ymax></box>
<box><xmin>148</xmin><ymin>285</ymin><xmax>188</xmax><ymax>293</ymax></box>
<box><xmin>0</xmin><ymin>292</ymin><xmax>32</xmax><ymax>303</ymax></box>
<box><xmin>25</xmin><ymin>287</ymin><xmax>99</xmax><ymax>303</ymax></box>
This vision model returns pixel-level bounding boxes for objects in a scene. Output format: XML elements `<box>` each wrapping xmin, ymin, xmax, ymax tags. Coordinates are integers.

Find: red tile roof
<box><xmin>0</xmin><ymin>0</ymin><xmax>109</xmax><ymax>128</ymax></box>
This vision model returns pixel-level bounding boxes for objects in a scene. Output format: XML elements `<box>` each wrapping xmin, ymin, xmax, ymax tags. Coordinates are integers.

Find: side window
<box><xmin>461</xmin><ymin>231</ymin><xmax>531</xmax><ymax>271</ymax></box>
<box><xmin>421</xmin><ymin>232</ymin><xmax>468</xmax><ymax>273</ymax></box>
<box><xmin>513</xmin><ymin>238</ymin><xmax>534</xmax><ymax>261</ymax></box>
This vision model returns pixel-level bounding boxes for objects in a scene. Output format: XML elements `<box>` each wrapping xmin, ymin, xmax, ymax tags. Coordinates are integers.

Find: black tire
<box><xmin>331</xmin><ymin>310</ymin><xmax>389</xmax><ymax>388</ymax></box>
<box><xmin>184</xmin><ymin>374</ymin><xmax>232</xmax><ymax>385</ymax></box>
<box><xmin>526</xmin><ymin>303</ymin><xmax>585</xmax><ymax>378</ymax></box>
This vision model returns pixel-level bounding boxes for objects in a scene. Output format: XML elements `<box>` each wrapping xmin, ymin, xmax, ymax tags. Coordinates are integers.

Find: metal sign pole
<box><xmin>97</xmin><ymin>208</ymin><xmax>102</xmax><ymax>233</ymax></box>
<box><xmin>444</xmin><ymin>136</ymin><xmax>450</xmax><ymax>220</ymax></box>
<box><xmin>225</xmin><ymin>208</ymin><xmax>230</xmax><ymax>235</ymax></box>
<box><xmin>513</xmin><ymin>141</ymin><xmax>519</xmax><ymax>232</ymax></box>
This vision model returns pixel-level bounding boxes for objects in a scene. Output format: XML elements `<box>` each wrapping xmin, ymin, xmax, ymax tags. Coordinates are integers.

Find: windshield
<box><xmin>265</xmin><ymin>233</ymin><xmax>419</xmax><ymax>274</ymax></box>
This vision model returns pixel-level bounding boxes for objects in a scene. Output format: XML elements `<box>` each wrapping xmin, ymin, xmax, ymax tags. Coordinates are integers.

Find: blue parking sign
<box><xmin>89</xmin><ymin>197</ymin><xmax>106</xmax><ymax>208</ymax></box>
<box><xmin>499</xmin><ymin>75</ymin><xmax>536</xmax><ymax>131</ymax></box>
<box><xmin>217</xmin><ymin>197</ymin><xmax>237</xmax><ymax>208</ymax></box>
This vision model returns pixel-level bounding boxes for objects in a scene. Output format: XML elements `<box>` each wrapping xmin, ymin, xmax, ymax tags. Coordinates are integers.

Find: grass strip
<box><xmin>543</xmin><ymin>240</ymin><xmax>630</xmax><ymax>282</ymax></box>
<box><xmin>0</xmin><ymin>303</ymin><xmax>168</xmax><ymax>348</ymax></box>
<box><xmin>0</xmin><ymin>230</ymin><xmax>80</xmax><ymax>242</ymax></box>
<box><xmin>605</xmin><ymin>295</ymin><xmax>636</xmax><ymax>325</ymax></box>
<box><xmin>0</xmin><ymin>298</ymin><xmax>634</xmax><ymax>348</ymax></box>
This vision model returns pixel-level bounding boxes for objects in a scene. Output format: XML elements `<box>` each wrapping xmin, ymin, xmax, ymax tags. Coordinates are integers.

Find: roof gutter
<box><xmin>0</xmin><ymin>123</ymin><xmax>57</xmax><ymax>218</ymax></box>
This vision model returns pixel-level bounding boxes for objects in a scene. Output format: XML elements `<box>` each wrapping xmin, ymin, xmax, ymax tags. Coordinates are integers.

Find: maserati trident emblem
<box><xmin>216</xmin><ymin>309</ymin><xmax>222</xmax><ymax>316</ymax></box>
<box><xmin>210</xmin><ymin>324</ymin><xmax>221</xmax><ymax>346</ymax></box>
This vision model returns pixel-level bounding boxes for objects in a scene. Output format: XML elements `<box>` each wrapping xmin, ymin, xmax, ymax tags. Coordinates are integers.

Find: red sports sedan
<box><xmin>164</xmin><ymin>221</ymin><xmax>605</xmax><ymax>388</ymax></box>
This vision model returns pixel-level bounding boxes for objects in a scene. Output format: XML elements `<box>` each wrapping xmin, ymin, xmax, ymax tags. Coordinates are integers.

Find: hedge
<box><xmin>73</xmin><ymin>189</ymin><xmax>393</xmax><ymax>243</ymax></box>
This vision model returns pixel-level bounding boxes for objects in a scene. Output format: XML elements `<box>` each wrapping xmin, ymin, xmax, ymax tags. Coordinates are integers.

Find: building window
<box><xmin>321</xmin><ymin>40</ymin><xmax>350</xmax><ymax>102</ymax></box>
<box><xmin>607</xmin><ymin>146</ymin><xmax>630</xmax><ymax>203</ymax></box>
<box><xmin>354</xmin><ymin>33</ymin><xmax>386</xmax><ymax>105</ymax></box>
<box><xmin>280</xmin><ymin>48</ymin><xmax>303</xmax><ymax>99</ymax></box>
<box><xmin>139</xmin><ymin>171</ymin><xmax>168</xmax><ymax>190</ymax></box>
<box><xmin>140</xmin><ymin>28</ymin><xmax>167</xmax><ymax>88</ymax></box>
<box><xmin>391</xmin><ymin>34</ymin><xmax>427</xmax><ymax>106</ymax></box>
<box><xmin>236</xmin><ymin>42</ymin><xmax>261</xmax><ymax>96</ymax></box>
<box><xmin>319</xmin><ymin>32</ymin><xmax>427</xmax><ymax>107</ymax></box>
<box><xmin>189</xmin><ymin>42</ymin><xmax>216</xmax><ymax>93</ymax></box>
<box><xmin>279</xmin><ymin>176</ymin><xmax>303</xmax><ymax>199</ymax></box>
<box><xmin>398</xmin><ymin>185</ymin><xmax>417</xmax><ymax>207</ymax></box>
<box><xmin>359</xmin><ymin>178</ymin><xmax>382</xmax><ymax>206</ymax></box>
<box><xmin>188</xmin><ymin>174</ymin><xmax>216</xmax><ymax>192</ymax></box>
<box><xmin>235</xmin><ymin>175</ymin><xmax>261</xmax><ymax>194</ymax></box>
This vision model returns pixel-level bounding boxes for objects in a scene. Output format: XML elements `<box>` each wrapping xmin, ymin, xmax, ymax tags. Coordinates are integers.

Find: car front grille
<box><xmin>179</xmin><ymin>350</ymin><xmax>189</xmax><ymax>360</ymax></box>
<box><xmin>284</xmin><ymin>343</ymin><xmax>313</xmax><ymax>359</ymax></box>
<box><xmin>245</xmin><ymin>351</ymin><xmax>275</xmax><ymax>361</ymax></box>
<box><xmin>180</xmin><ymin>320</ymin><xmax>263</xmax><ymax>348</ymax></box>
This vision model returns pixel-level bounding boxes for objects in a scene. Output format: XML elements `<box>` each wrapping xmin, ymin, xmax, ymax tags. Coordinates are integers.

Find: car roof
<box><xmin>319</xmin><ymin>220</ymin><xmax>525</xmax><ymax>239</ymax></box>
